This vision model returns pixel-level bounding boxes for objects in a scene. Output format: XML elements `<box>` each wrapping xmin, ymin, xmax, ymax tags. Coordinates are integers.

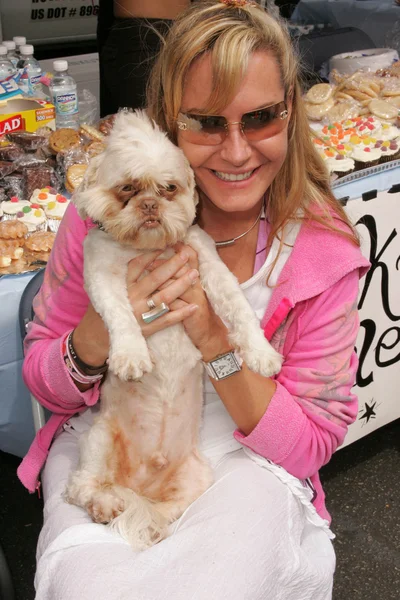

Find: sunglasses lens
<box><xmin>243</xmin><ymin>102</ymin><xmax>288</xmax><ymax>140</ymax></box>
<box><xmin>176</xmin><ymin>102</ymin><xmax>288</xmax><ymax>145</ymax></box>
<box><xmin>177</xmin><ymin>113</ymin><xmax>225</xmax><ymax>145</ymax></box>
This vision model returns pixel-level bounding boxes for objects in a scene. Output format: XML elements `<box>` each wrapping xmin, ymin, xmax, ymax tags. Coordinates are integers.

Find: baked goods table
<box><xmin>291</xmin><ymin>0</ymin><xmax>400</xmax><ymax>48</ymax></box>
<box><xmin>1</xmin><ymin>164</ymin><xmax>399</xmax><ymax>459</ymax></box>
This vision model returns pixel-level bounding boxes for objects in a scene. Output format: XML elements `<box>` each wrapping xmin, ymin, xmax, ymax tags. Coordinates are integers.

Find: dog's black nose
<box><xmin>140</xmin><ymin>198</ymin><xmax>158</xmax><ymax>212</ymax></box>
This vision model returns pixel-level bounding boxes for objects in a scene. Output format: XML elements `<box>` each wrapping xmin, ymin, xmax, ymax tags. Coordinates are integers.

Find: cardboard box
<box><xmin>0</xmin><ymin>98</ymin><xmax>56</xmax><ymax>136</ymax></box>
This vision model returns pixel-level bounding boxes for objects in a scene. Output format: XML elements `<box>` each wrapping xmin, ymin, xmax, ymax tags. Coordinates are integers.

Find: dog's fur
<box><xmin>65</xmin><ymin>110</ymin><xmax>283</xmax><ymax>550</ymax></box>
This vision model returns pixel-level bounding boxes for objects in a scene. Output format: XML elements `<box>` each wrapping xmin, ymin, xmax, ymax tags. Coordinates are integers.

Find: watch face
<box><xmin>211</xmin><ymin>353</ymin><xmax>240</xmax><ymax>379</ymax></box>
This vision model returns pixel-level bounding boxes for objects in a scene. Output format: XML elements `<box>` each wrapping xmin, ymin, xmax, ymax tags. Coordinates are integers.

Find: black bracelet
<box><xmin>69</xmin><ymin>331</ymin><xmax>108</xmax><ymax>375</ymax></box>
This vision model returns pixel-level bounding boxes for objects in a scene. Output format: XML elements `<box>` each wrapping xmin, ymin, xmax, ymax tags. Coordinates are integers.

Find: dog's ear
<box><xmin>73</xmin><ymin>154</ymin><xmax>103</xmax><ymax>219</ymax></box>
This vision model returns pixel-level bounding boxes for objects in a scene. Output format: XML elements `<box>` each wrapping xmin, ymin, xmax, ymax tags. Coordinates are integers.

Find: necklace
<box><xmin>215</xmin><ymin>204</ymin><xmax>263</xmax><ymax>248</ymax></box>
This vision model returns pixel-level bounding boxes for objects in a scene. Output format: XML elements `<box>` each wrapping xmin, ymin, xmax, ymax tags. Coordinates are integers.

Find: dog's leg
<box><xmin>83</xmin><ymin>229</ymin><xmax>152</xmax><ymax>380</ymax></box>
<box><xmin>185</xmin><ymin>225</ymin><xmax>283</xmax><ymax>377</ymax></box>
<box><xmin>65</xmin><ymin>419</ymin><xmax>128</xmax><ymax>524</ymax></box>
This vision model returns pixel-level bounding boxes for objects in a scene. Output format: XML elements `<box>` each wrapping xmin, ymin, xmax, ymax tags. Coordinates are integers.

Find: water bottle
<box><xmin>49</xmin><ymin>60</ymin><xmax>79</xmax><ymax>129</ymax></box>
<box><xmin>17</xmin><ymin>44</ymin><xmax>42</xmax><ymax>95</ymax></box>
<box><xmin>13</xmin><ymin>36</ymin><xmax>27</xmax><ymax>56</ymax></box>
<box><xmin>2</xmin><ymin>41</ymin><xmax>19</xmax><ymax>68</ymax></box>
<box><xmin>0</xmin><ymin>46</ymin><xmax>16</xmax><ymax>82</ymax></box>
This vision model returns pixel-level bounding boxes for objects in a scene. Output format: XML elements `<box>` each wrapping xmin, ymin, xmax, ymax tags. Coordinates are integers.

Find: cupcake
<box><xmin>16</xmin><ymin>203</ymin><xmax>47</xmax><ymax>233</ymax></box>
<box><xmin>1</xmin><ymin>197</ymin><xmax>31</xmax><ymax>221</ymax></box>
<box><xmin>352</xmin><ymin>146</ymin><xmax>382</xmax><ymax>170</ymax></box>
<box><xmin>30</xmin><ymin>187</ymin><xmax>60</xmax><ymax>207</ymax></box>
<box><xmin>44</xmin><ymin>194</ymin><xmax>69</xmax><ymax>232</ymax></box>
<box><xmin>379</xmin><ymin>122</ymin><xmax>400</xmax><ymax>142</ymax></box>
<box><xmin>326</xmin><ymin>154</ymin><xmax>355</xmax><ymax>178</ymax></box>
<box><xmin>376</xmin><ymin>139</ymin><xmax>400</xmax><ymax>163</ymax></box>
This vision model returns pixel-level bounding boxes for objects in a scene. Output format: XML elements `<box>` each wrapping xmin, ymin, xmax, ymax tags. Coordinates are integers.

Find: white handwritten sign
<box><xmin>342</xmin><ymin>186</ymin><xmax>400</xmax><ymax>446</ymax></box>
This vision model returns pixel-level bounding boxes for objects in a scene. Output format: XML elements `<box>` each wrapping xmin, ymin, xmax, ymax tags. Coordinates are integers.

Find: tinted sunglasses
<box><xmin>176</xmin><ymin>100</ymin><xmax>288</xmax><ymax>146</ymax></box>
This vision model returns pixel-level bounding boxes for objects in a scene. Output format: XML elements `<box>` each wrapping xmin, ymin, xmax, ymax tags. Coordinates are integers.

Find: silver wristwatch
<box><xmin>203</xmin><ymin>351</ymin><xmax>243</xmax><ymax>380</ymax></box>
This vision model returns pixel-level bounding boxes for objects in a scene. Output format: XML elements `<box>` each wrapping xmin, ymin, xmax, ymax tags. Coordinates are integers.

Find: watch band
<box><xmin>203</xmin><ymin>350</ymin><xmax>243</xmax><ymax>380</ymax></box>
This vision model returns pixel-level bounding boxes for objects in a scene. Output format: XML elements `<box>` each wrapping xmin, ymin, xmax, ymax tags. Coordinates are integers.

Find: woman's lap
<box><xmin>35</xmin><ymin>430</ymin><xmax>335</xmax><ymax>600</ymax></box>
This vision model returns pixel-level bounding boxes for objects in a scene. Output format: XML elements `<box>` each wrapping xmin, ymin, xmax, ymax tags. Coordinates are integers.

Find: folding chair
<box><xmin>18</xmin><ymin>268</ymin><xmax>47</xmax><ymax>431</ymax></box>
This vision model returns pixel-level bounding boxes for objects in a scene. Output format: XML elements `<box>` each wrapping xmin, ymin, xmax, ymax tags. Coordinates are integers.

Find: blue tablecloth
<box><xmin>292</xmin><ymin>0</ymin><xmax>400</xmax><ymax>49</ymax></box>
<box><xmin>0</xmin><ymin>271</ymin><xmax>36</xmax><ymax>458</ymax></box>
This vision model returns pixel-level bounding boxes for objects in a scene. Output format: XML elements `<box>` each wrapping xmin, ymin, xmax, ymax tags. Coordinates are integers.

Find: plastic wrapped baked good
<box><xmin>24</xmin><ymin>166</ymin><xmax>53</xmax><ymax>200</ymax></box>
<box><xmin>65</xmin><ymin>164</ymin><xmax>88</xmax><ymax>193</ymax></box>
<box><xmin>0</xmin><ymin>161</ymin><xmax>15</xmax><ymax>179</ymax></box>
<box><xmin>6</xmin><ymin>131</ymin><xmax>48</xmax><ymax>151</ymax></box>
<box><xmin>98</xmin><ymin>114</ymin><xmax>116</xmax><ymax>135</ymax></box>
<box><xmin>0</xmin><ymin>144</ymin><xmax>24</xmax><ymax>162</ymax></box>
<box><xmin>49</xmin><ymin>128</ymin><xmax>81</xmax><ymax>154</ymax></box>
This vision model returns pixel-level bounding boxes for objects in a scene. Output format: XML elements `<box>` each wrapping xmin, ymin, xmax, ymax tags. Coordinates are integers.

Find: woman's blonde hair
<box><xmin>147</xmin><ymin>0</ymin><xmax>359</xmax><ymax>254</ymax></box>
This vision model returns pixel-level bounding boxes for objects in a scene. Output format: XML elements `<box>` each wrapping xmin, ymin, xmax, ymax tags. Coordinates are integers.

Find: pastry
<box><xmin>0</xmin><ymin>219</ymin><xmax>28</xmax><ymax>239</ymax></box>
<box><xmin>0</xmin><ymin>144</ymin><xmax>24</xmax><ymax>162</ymax></box>
<box><xmin>98</xmin><ymin>114</ymin><xmax>116</xmax><ymax>135</ymax></box>
<box><xmin>351</xmin><ymin>146</ymin><xmax>382</xmax><ymax>170</ymax></box>
<box><xmin>30</xmin><ymin>187</ymin><xmax>60</xmax><ymax>206</ymax></box>
<box><xmin>368</xmin><ymin>99</ymin><xmax>398</xmax><ymax>122</ymax></box>
<box><xmin>80</xmin><ymin>124</ymin><xmax>105</xmax><ymax>142</ymax></box>
<box><xmin>304</xmin><ymin>98</ymin><xmax>335</xmax><ymax>121</ymax></box>
<box><xmin>305</xmin><ymin>83</ymin><xmax>333</xmax><ymax>105</ymax></box>
<box><xmin>66</xmin><ymin>164</ymin><xmax>88</xmax><ymax>193</ymax></box>
<box><xmin>25</xmin><ymin>230</ymin><xmax>56</xmax><ymax>252</ymax></box>
<box><xmin>16</xmin><ymin>204</ymin><xmax>47</xmax><ymax>233</ymax></box>
<box><xmin>44</xmin><ymin>194</ymin><xmax>69</xmax><ymax>232</ymax></box>
<box><xmin>6</xmin><ymin>131</ymin><xmax>47</xmax><ymax>151</ymax></box>
<box><xmin>325</xmin><ymin>155</ymin><xmax>355</xmax><ymax>178</ymax></box>
<box><xmin>0</xmin><ymin>239</ymin><xmax>24</xmax><ymax>267</ymax></box>
<box><xmin>376</xmin><ymin>139</ymin><xmax>400</xmax><ymax>163</ymax></box>
<box><xmin>84</xmin><ymin>141</ymin><xmax>106</xmax><ymax>158</ymax></box>
<box><xmin>0</xmin><ymin>161</ymin><xmax>15</xmax><ymax>179</ymax></box>
<box><xmin>1</xmin><ymin>197</ymin><xmax>31</xmax><ymax>220</ymax></box>
<box><xmin>49</xmin><ymin>128</ymin><xmax>81</xmax><ymax>154</ymax></box>
<box><xmin>24</xmin><ymin>166</ymin><xmax>53</xmax><ymax>200</ymax></box>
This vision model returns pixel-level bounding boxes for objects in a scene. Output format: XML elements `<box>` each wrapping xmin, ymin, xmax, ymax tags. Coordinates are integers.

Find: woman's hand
<box><xmin>147</xmin><ymin>244</ymin><xmax>231</xmax><ymax>360</ymax></box>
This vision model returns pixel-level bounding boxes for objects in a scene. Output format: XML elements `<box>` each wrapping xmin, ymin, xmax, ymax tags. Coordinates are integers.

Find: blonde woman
<box><xmin>20</xmin><ymin>1</ymin><xmax>369</xmax><ymax>598</ymax></box>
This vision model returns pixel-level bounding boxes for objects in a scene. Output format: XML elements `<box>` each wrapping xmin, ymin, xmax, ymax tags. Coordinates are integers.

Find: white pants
<box><xmin>35</xmin><ymin>429</ymin><xmax>335</xmax><ymax>600</ymax></box>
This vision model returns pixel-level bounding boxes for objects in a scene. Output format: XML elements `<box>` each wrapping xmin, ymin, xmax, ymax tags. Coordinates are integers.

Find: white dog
<box><xmin>65</xmin><ymin>110</ymin><xmax>282</xmax><ymax>550</ymax></box>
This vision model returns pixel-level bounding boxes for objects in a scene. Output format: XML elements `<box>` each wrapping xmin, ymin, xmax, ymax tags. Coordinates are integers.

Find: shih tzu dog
<box><xmin>65</xmin><ymin>110</ymin><xmax>282</xmax><ymax>550</ymax></box>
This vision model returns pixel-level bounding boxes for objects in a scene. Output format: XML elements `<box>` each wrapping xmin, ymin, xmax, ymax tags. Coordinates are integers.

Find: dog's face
<box><xmin>74</xmin><ymin>110</ymin><xmax>198</xmax><ymax>250</ymax></box>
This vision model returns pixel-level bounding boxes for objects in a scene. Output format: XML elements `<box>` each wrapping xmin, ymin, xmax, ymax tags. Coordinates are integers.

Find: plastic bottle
<box><xmin>49</xmin><ymin>60</ymin><xmax>79</xmax><ymax>129</ymax></box>
<box><xmin>17</xmin><ymin>44</ymin><xmax>42</xmax><ymax>96</ymax></box>
<box><xmin>2</xmin><ymin>41</ymin><xmax>19</xmax><ymax>68</ymax></box>
<box><xmin>13</xmin><ymin>36</ymin><xmax>27</xmax><ymax>56</ymax></box>
<box><xmin>0</xmin><ymin>46</ymin><xmax>16</xmax><ymax>82</ymax></box>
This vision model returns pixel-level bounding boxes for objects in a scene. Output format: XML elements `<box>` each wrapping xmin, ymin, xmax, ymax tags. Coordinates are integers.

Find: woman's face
<box><xmin>177</xmin><ymin>51</ymin><xmax>290</xmax><ymax>214</ymax></box>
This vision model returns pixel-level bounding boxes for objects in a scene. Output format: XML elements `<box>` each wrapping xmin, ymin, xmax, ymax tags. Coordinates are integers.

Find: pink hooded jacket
<box><xmin>17</xmin><ymin>203</ymin><xmax>370</xmax><ymax>522</ymax></box>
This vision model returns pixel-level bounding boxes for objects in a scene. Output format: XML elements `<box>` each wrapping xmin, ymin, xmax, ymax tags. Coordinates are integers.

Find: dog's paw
<box><xmin>242</xmin><ymin>346</ymin><xmax>283</xmax><ymax>378</ymax></box>
<box><xmin>108</xmin><ymin>344</ymin><xmax>152</xmax><ymax>381</ymax></box>
<box><xmin>87</xmin><ymin>489</ymin><xmax>126</xmax><ymax>524</ymax></box>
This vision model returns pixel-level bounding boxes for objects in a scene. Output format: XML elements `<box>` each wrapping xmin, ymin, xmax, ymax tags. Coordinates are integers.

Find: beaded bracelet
<box><xmin>63</xmin><ymin>332</ymin><xmax>105</xmax><ymax>385</ymax></box>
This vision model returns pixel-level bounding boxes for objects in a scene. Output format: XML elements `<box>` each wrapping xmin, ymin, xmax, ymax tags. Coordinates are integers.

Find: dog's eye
<box><xmin>120</xmin><ymin>184</ymin><xmax>135</xmax><ymax>193</ymax></box>
<box><xmin>164</xmin><ymin>184</ymin><xmax>177</xmax><ymax>193</ymax></box>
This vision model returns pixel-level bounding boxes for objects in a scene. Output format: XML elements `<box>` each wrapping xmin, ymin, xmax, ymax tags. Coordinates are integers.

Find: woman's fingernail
<box><xmin>180</xmin><ymin>251</ymin><xmax>189</xmax><ymax>261</ymax></box>
<box><xmin>188</xmin><ymin>269</ymin><xmax>199</xmax><ymax>281</ymax></box>
<box><xmin>188</xmin><ymin>304</ymin><xmax>199</xmax><ymax>313</ymax></box>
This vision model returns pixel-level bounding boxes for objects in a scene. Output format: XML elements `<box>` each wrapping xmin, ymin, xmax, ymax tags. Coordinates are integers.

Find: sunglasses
<box><xmin>176</xmin><ymin>100</ymin><xmax>288</xmax><ymax>146</ymax></box>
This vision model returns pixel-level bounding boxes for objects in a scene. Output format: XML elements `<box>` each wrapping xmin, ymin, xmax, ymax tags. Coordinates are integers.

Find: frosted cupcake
<box><xmin>1</xmin><ymin>197</ymin><xmax>31</xmax><ymax>221</ymax></box>
<box><xmin>44</xmin><ymin>194</ymin><xmax>69</xmax><ymax>232</ymax></box>
<box><xmin>379</xmin><ymin>123</ymin><xmax>400</xmax><ymax>142</ymax></box>
<box><xmin>326</xmin><ymin>155</ymin><xmax>355</xmax><ymax>178</ymax></box>
<box><xmin>30</xmin><ymin>187</ymin><xmax>60</xmax><ymax>207</ymax></box>
<box><xmin>16</xmin><ymin>203</ymin><xmax>47</xmax><ymax>233</ymax></box>
<box><xmin>376</xmin><ymin>139</ymin><xmax>400</xmax><ymax>163</ymax></box>
<box><xmin>352</xmin><ymin>147</ymin><xmax>382</xmax><ymax>170</ymax></box>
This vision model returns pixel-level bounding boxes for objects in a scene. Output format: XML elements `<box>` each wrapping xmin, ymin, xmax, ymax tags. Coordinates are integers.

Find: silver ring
<box><xmin>141</xmin><ymin>302</ymin><xmax>170</xmax><ymax>324</ymax></box>
<box><xmin>147</xmin><ymin>297</ymin><xmax>156</xmax><ymax>310</ymax></box>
